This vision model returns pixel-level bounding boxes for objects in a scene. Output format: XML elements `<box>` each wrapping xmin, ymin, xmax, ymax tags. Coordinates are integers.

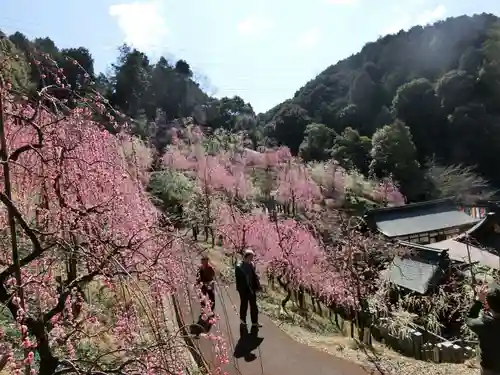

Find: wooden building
<box><xmin>364</xmin><ymin>198</ymin><xmax>480</xmax><ymax>245</ymax></box>
<box><xmin>428</xmin><ymin>211</ymin><xmax>500</xmax><ymax>270</ymax></box>
<box><xmin>384</xmin><ymin>244</ymin><xmax>451</xmax><ymax>294</ymax></box>
<box><xmin>458</xmin><ymin>198</ymin><xmax>500</xmax><ymax>219</ymax></box>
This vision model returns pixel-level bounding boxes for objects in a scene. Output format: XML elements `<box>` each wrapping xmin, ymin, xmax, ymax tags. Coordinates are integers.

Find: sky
<box><xmin>1</xmin><ymin>0</ymin><xmax>500</xmax><ymax>113</ymax></box>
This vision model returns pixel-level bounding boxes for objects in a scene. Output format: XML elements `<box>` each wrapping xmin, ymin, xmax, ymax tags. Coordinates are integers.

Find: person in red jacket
<box><xmin>197</xmin><ymin>255</ymin><xmax>216</xmax><ymax>313</ymax></box>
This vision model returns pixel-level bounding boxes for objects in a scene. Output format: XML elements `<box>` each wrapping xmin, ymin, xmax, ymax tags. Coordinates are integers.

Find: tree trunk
<box><xmin>277</xmin><ymin>276</ymin><xmax>291</xmax><ymax>309</ymax></box>
<box><xmin>297</xmin><ymin>287</ymin><xmax>305</xmax><ymax>310</ymax></box>
<box><xmin>204</xmin><ymin>225</ymin><xmax>209</xmax><ymax>242</ymax></box>
<box><xmin>192</xmin><ymin>225</ymin><xmax>199</xmax><ymax>241</ymax></box>
<box><xmin>0</xmin><ymin>84</ymin><xmax>31</xmax><ymax>375</ymax></box>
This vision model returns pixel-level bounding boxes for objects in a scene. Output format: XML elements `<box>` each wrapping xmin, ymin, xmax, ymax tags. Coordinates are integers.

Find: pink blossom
<box><xmin>372</xmin><ymin>177</ymin><xmax>406</xmax><ymax>206</ymax></box>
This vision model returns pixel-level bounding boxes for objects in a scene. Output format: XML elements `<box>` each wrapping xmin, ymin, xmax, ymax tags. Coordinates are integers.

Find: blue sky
<box><xmin>1</xmin><ymin>0</ymin><xmax>499</xmax><ymax>113</ymax></box>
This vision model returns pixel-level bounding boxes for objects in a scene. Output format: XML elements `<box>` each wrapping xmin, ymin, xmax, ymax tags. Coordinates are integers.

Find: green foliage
<box><xmin>60</xmin><ymin>47</ymin><xmax>95</xmax><ymax>91</ymax></box>
<box><xmin>264</xmin><ymin>13</ymin><xmax>500</xmax><ymax>194</ymax></box>
<box><xmin>204</xmin><ymin>96</ymin><xmax>255</xmax><ymax>130</ymax></box>
<box><xmin>298</xmin><ymin>123</ymin><xmax>335</xmax><ymax>162</ymax></box>
<box><xmin>204</xmin><ymin>128</ymin><xmax>245</xmax><ymax>154</ymax></box>
<box><xmin>111</xmin><ymin>47</ymin><xmax>152</xmax><ymax>119</ymax></box>
<box><xmin>3</xmin><ymin>31</ymin><xmax>211</xmax><ymax>143</ymax></box>
<box><xmin>175</xmin><ymin>59</ymin><xmax>192</xmax><ymax>77</ymax></box>
<box><xmin>370</xmin><ymin>120</ymin><xmax>423</xmax><ymax>200</ymax></box>
<box><xmin>148</xmin><ymin>169</ymin><xmax>194</xmax><ymax>217</ymax></box>
<box><xmin>7</xmin><ymin>15</ymin><xmax>500</xmax><ymax>200</ymax></box>
<box><xmin>129</xmin><ymin>113</ymin><xmax>152</xmax><ymax>141</ymax></box>
<box><xmin>392</xmin><ymin>78</ymin><xmax>443</xmax><ymax>160</ymax></box>
<box><xmin>331</xmin><ymin>127</ymin><xmax>371</xmax><ymax>174</ymax></box>
<box><xmin>271</xmin><ymin>103</ymin><xmax>311</xmax><ymax>154</ymax></box>
<box><xmin>0</xmin><ymin>307</ymin><xmax>20</xmax><ymax>341</ymax></box>
<box><xmin>0</xmin><ymin>37</ymin><xmax>32</xmax><ymax>92</ymax></box>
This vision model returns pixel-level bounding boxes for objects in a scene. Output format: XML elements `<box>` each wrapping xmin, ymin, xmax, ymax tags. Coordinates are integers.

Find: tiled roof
<box><xmin>385</xmin><ymin>245</ymin><xmax>448</xmax><ymax>294</ymax></box>
<box><xmin>430</xmin><ymin>239</ymin><xmax>500</xmax><ymax>269</ymax></box>
<box><xmin>421</xmin><ymin>212</ymin><xmax>500</xmax><ymax>269</ymax></box>
<box><xmin>460</xmin><ymin>212</ymin><xmax>500</xmax><ymax>250</ymax></box>
<box><xmin>366</xmin><ymin>198</ymin><xmax>479</xmax><ymax>237</ymax></box>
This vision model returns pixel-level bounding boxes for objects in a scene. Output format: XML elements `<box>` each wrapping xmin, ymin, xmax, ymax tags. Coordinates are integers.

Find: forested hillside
<box><xmin>3</xmin><ymin>13</ymin><xmax>500</xmax><ymax>203</ymax></box>
<box><xmin>0</xmin><ymin>29</ymin><xmax>261</xmax><ymax>157</ymax></box>
<box><xmin>262</xmin><ymin>13</ymin><xmax>500</xmax><ymax>201</ymax></box>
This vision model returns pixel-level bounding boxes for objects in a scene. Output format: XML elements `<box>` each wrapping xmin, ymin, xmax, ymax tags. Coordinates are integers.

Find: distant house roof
<box><xmin>461</xmin><ymin>212</ymin><xmax>500</xmax><ymax>249</ymax></box>
<box><xmin>384</xmin><ymin>244</ymin><xmax>450</xmax><ymax>294</ymax></box>
<box><xmin>430</xmin><ymin>239</ymin><xmax>500</xmax><ymax>269</ymax></box>
<box><xmin>428</xmin><ymin>212</ymin><xmax>500</xmax><ymax>269</ymax></box>
<box><xmin>365</xmin><ymin>198</ymin><xmax>479</xmax><ymax>238</ymax></box>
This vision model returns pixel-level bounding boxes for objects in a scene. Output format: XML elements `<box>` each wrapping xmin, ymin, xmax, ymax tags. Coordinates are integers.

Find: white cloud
<box><xmin>109</xmin><ymin>1</ymin><xmax>168</xmax><ymax>55</ymax></box>
<box><xmin>416</xmin><ymin>5</ymin><xmax>447</xmax><ymax>25</ymax></box>
<box><xmin>237</xmin><ymin>15</ymin><xmax>272</xmax><ymax>37</ymax></box>
<box><xmin>383</xmin><ymin>4</ymin><xmax>447</xmax><ymax>35</ymax></box>
<box><xmin>296</xmin><ymin>28</ymin><xmax>321</xmax><ymax>49</ymax></box>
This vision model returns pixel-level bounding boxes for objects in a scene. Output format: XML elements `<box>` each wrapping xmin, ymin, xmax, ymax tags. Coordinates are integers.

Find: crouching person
<box><xmin>197</xmin><ymin>255</ymin><xmax>216</xmax><ymax>313</ymax></box>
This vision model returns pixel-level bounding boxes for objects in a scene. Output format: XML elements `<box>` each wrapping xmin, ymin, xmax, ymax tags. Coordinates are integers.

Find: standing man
<box><xmin>467</xmin><ymin>281</ymin><xmax>500</xmax><ymax>375</ymax></box>
<box><xmin>235</xmin><ymin>249</ymin><xmax>262</xmax><ymax>327</ymax></box>
<box><xmin>197</xmin><ymin>255</ymin><xmax>216</xmax><ymax>314</ymax></box>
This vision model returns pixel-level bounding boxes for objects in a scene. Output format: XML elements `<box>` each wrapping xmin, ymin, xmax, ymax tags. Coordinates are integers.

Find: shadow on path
<box><xmin>189</xmin><ymin>314</ymin><xmax>215</xmax><ymax>337</ymax></box>
<box><xmin>233</xmin><ymin>325</ymin><xmax>264</xmax><ymax>362</ymax></box>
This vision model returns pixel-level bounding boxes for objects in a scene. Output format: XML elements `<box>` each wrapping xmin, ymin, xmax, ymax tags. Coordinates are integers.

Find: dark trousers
<box><xmin>201</xmin><ymin>286</ymin><xmax>215</xmax><ymax>312</ymax></box>
<box><xmin>239</xmin><ymin>292</ymin><xmax>258</xmax><ymax>324</ymax></box>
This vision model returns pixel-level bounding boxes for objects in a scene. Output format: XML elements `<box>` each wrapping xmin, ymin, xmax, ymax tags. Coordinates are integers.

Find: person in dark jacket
<box><xmin>467</xmin><ymin>281</ymin><xmax>500</xmax><ymax>375</ymax></box>
<box><xmin>197</xmin><ymin>255</ymin><xmax>216</xmax><ymax>313</ymax></box>
<box><xmin>235</xmin><ymin>249</ymin><xmax>262</xmax><ymax>327</ymax></box>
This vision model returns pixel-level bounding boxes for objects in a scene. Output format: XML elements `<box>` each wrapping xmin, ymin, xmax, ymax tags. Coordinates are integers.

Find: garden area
<box><xmin>0</xmin><ymin>41</ymin><xmax>496</xmax><ymax>375</ymax></box>
<box><xmin>152</xmin><ymin>123</ymin><xmax>495</xmax><ymax>373</ymax></box>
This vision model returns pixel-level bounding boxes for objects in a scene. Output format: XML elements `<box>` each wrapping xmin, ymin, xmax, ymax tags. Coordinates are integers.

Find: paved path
<box><xmin>179</xmin><ymin>278</ymin><xmax>379</xmax><ymax>375</ymax></box>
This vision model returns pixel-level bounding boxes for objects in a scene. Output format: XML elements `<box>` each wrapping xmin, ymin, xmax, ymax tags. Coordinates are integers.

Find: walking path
<box><xmin>177</xmin><ymin>277</ymin><xmax>379</xmax><ymax>375</ymax></box>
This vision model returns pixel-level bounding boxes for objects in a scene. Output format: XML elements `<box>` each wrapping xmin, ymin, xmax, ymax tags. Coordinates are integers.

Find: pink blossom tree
<box><xmin>275</xmin><ymin>161</ymin><xmax>322</xmax><ymax>216</ymax></box>
<box><xmin>309</xmin><ymin>209</ymin><xmax>403</xmax><ymax>339</ymax></box>
<box><xmin>164</xmin><ymin>117</ymin><xmax>402</xmax><ymax>348</ymax></box>
<box><xmin>371</xmin><ymin>177</ymin><xmax>406</xmax><ymax>207</ymax></box>
<box><xmin>163</xmin><ymin>130</ymin><xmax>254</xmax><ymax>245</ymax></box>
<box><xmin>215</xmin><ymin>199</ymin><xmax>326</xmax><ymax>310</ymax></box>
<box><xmin>214</xmin><ymin>152</ymin><xmax>399</xmax><ymax>326</ymax></box>
<box><xmin>309</xmin><ymin>161</ymin><xmax>347</xmax><ymax>204</ymax></box>
<box><xmin>0</xmin><ymin>56</ymin><xmax>198</xmax><ymax>375</ymax></box>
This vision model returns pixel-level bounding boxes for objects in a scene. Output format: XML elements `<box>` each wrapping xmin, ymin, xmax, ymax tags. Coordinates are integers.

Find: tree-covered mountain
<box><xmin>0</xmin><ymin>31</ymin><xmax>208</xmax><ymax>132</ymax></box>
<box><xmin>2</xmin><ymin>13</ymin><xmax>500</xmax><ymax>203</ymax></box>
<box><xmin>0</xmin><ymin>29</ymin><xmax>261</xmax><ymax>155</ymax></box>
<box><xmin>261</xmin><ymin>13</ymin><xmax>500</xmax><ymax>200</ymax></box>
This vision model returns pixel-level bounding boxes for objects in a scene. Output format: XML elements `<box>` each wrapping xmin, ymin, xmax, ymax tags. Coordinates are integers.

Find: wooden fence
<box><xmin>267</xmin><ymin>280</ymin><xmax>477</xmax><ymax>364</ymax></box>
<box><xmin>219</xmin><ymin>247</ymin><xmax>477</xmax><ymax>364</ymax></box>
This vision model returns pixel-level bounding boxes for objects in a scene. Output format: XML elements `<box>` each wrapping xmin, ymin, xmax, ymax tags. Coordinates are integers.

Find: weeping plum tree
<box><xmin>162</xmin><ymin>126</ymin><xmax>405</xmax><ymax>332</ymax></box>
<box><xmin>0</xmin><ymin>50</ymin><xmax>204</xmax><ymax>375</ymax></box>
<box><xmin>163</xmin><ymin>126</ymin><xmax>253</xmax><ymax>245</ymax></box>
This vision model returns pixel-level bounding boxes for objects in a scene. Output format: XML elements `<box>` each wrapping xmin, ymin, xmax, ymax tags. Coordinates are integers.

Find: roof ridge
<box><xmin>366</xmin><ymin>197</ymin><xmax>457</xmax><ymax>215</ymax></box>
<box><xmin>398</xmin><ymin>240</ymin><xmax>446</xmax><ymax>253</ymax></box>
<box><xmin>462</xmin><ymin>212</ymin><xmax>496</xmax><ymax>236</ymax></box>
